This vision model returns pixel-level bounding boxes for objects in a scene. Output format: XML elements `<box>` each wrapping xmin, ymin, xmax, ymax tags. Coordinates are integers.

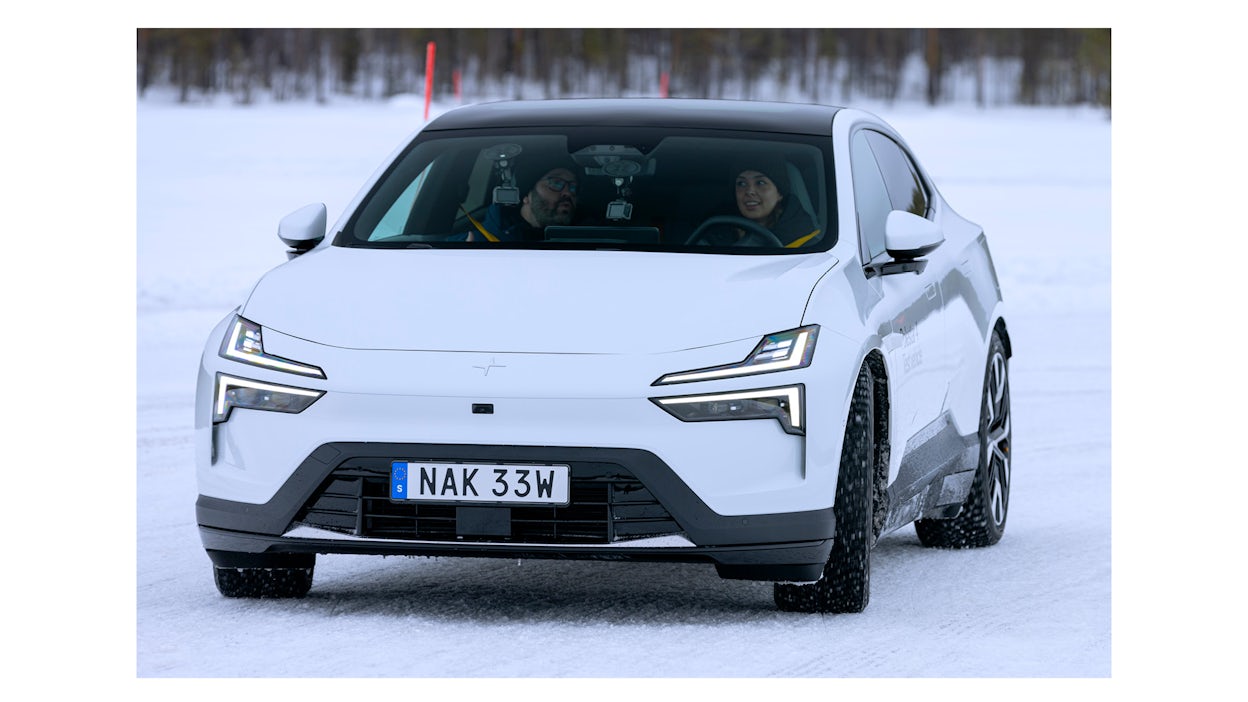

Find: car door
<box><xmin>850</xmin><ymin>129</ymin><xmax>947</xmax><ymax>483</ymax></box>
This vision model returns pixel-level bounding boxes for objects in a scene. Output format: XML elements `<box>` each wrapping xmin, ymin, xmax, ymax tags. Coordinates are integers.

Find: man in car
<box><xmin>467</xmin><ymin>166</ymin><xmax>580</xmax><ymax>242</ymax></box>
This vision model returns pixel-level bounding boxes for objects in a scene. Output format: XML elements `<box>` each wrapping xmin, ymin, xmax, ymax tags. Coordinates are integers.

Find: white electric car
<box><xmin>195</xmin><ymin>98</ymin><xmax>1011</xmax><ymax>613</ymax></box>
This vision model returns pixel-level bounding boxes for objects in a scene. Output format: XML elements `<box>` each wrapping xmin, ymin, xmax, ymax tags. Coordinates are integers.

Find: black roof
<box><xmin>424</xmin><ymin>98</ymin><xmax>842</xmax><ymax>136</ymax></box>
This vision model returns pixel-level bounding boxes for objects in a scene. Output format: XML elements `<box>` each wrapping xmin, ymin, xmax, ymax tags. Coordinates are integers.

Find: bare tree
<box><xmin>136</xmin><ymin>28</ymin><xmax>1111</xmax><ymax>109</ymax></box>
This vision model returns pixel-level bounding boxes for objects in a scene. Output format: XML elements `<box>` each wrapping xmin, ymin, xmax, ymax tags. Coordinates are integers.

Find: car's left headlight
<box><xmin>652</xmin><ymin>325</ymin><xmax>817</xmax><ymax>385</ymax></box>
<box><xmin>219</xmin><ymin>315</ymin><xmax>325</xmax><ymax>378</ymax></box>
<box><xmin>651</xmin><ymin>385</ymin><xmax>805</xmax><ymax>435</ymax></box>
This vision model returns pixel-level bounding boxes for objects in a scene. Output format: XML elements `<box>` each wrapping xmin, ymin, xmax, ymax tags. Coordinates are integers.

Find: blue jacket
<box><xmin>477</xmin><ymin>204</ymin><xmax>542</xmax><ymax>242</ymax></box>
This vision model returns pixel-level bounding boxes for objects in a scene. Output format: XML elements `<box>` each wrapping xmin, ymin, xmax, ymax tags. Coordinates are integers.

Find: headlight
<box><xmin>219</xmin><ymin>315</ymin><xmax>325</xmax><ymax>378</ymax></box>
<box><xmin>653</xmin><ymin>325</ymin><xmax>818</xmax><ymax>385</ymax></box>
<box><xmin>651</xmin><ymin>385</ymin><xmax>804</xmax><ymax>435</ymax></box>
<box><xmin>213</xmin><ymin>373</ymin><xmax>325</xmax><ymax>424</ymax></box>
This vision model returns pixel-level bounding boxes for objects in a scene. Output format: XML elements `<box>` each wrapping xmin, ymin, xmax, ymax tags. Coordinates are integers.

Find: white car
<box><xmin>195</xmin><ymin>98</ymin><xmax>1011</xmax><ymax>613</ymax></box>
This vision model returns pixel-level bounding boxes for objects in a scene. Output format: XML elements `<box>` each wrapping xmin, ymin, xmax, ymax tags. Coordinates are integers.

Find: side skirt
<box><xmin>882</xmin><ymin>412</ymin><xmax>979</xmax><ymax>534</ymax></box>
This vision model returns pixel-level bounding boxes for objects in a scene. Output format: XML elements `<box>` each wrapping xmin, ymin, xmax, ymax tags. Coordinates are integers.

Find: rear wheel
<box><xmin>209</xmin><ymin>551</ymin><xmax>315</xmax><ymax>598</ymax></box>
<box><xmin>915</xmin><ymin>330</ymin><xmax>1011</xmax><ymax>547</ymax></box>
<box><xmin>774</xmin><ymin>365</ymin><xmax>874</xmax><ymax>613</ymax></box>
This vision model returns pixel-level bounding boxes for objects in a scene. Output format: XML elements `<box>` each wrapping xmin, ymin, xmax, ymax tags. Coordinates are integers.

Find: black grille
<box><xmin>294</xmin><ymin>459</ymin><xmax>681</xmax><ymax>544</ymax></box>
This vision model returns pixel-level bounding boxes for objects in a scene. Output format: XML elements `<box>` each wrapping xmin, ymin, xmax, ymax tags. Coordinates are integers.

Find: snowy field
<box><xmin>130</xmin><ymin>96</ymin><xmax>1116</xmax><ymax>682</ymax></box>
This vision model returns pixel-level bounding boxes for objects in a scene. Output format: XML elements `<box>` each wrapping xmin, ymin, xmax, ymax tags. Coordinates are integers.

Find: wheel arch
<box><xmin>862</xmin><ymin>350</ymin><xmax>891</xmax><ymax>539</ymax></box>
<box><xmin>992</xmin><ymin>316</ymin><xmax>1013</xmax><ymax>359</ymax></box>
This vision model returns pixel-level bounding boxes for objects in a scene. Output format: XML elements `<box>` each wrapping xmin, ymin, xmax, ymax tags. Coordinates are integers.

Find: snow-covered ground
<box><xmin>131</xmin><ymin>97</ymin><xmax>1114</xmax><ymax>680</ymax></box>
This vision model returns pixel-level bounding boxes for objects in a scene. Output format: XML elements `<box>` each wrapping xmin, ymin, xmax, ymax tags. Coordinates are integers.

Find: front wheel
<box><xmin>915</xmin><ymin>330</ymin><xmax>1011</xmax><ymax>547</ymax></box>
<box><xmin>774</xmin><ymin>365</ymin><xmax>874</xmax><ymax>613</ymax></box>
<box><xmin>209</xmin><ymin>551</ymin><xmax>315</xmax><ymax>598</ymax></box>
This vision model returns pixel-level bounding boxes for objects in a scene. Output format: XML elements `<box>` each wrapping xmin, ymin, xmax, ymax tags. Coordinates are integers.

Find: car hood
<box><xmin>241</xmin><ymin>246</ymin><xmax>836</xmax><ymax>354</ymax></box>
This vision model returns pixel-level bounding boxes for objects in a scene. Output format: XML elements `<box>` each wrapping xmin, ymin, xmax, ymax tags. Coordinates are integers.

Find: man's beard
<box><xmin>531</xmin><ymin>194</ymin><xmax>574</xmax><ymax>226</ymax></box>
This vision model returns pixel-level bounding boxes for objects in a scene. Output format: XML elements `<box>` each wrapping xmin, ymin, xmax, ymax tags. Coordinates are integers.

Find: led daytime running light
<box><xmin>652</xmin><ymin>385</ymin><xmax>805</xmax><ymax>435</ymax></box>
<box><xmin>213</xmin><ymin>373</ymin><xmax>325</xmax><ymax>423</ymax></box>
<box><xmin>221</xmin><ymin>316</ymin><xmax>325</xmax><ymax>378</ymax></box>
<box><xmin>654</xmin><ymin>325</ymin><xmax>818</xmax><ymax>385</ymax></box>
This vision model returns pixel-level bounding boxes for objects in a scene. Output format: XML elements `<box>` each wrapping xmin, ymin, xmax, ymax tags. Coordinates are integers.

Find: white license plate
<box><xmin>390</xmin><ymin>461</ymin><xmax>570</xmax><ymax>505</ymax></box>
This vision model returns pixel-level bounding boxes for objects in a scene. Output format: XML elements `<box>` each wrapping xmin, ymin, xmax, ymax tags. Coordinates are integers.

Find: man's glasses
<box><xmin>543</xmin><ymin>177</ymin><xmax>579</xmax><ymax>195</ymax></box>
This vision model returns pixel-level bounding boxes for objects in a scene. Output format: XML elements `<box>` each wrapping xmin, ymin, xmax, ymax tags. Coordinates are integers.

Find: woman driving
<box><xmin>732</xmin><ymin>163</ymin><xmax>821</xmax><ymax>248</ymax></box>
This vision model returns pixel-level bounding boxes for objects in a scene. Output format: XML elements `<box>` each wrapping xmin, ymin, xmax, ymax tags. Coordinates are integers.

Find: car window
<box><xmin>850</xmin><ymin>131</ymin><xmax>892</xmax><ymax>262</ymax></box>
<box><xmin>370</xmin><ymin>163</ymin><xmax>431</xmax><ymax>241</ymax></box>
<box><xmin>336</xmin><ymin>128</ymin><xmax>833</xmax><ymax>254</ymax></box>
<box><xmin>864</xmin><ymin>131</ymin><xmax>929</xmax><ymax>217</ymax></box>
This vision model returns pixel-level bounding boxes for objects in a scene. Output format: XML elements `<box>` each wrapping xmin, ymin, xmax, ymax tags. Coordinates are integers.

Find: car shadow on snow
<box><xmin>272</xmin><ymin>535</ymin><xmax>931</xmax><ymax>623</ymax></box>
<box><xmin>298</xmin><ymin>555</ymin><xmax>785</xmax><ymax>623</ymax></box>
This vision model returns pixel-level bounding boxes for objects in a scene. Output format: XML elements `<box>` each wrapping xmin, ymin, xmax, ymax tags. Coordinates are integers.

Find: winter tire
<box><xmin>915</xmin><ymin>330</ymin><xmax>1011</xmax><ymax>548</ymax></box>
<box><xmin>773</xmin><ymin>364</ymin><xmax>874</xmax><ymax>613</ymax></box>
<box><xmin>209</xmin><ymin>551</ymin><xmax>315</xmax><ymax>598</ymax></box>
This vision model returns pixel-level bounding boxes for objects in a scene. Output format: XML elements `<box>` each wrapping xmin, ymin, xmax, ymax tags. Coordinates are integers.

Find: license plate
<box><xmin>390</xmin><ymin>461</ymin><xmax>570</xmax><ymax>505</ymax></box>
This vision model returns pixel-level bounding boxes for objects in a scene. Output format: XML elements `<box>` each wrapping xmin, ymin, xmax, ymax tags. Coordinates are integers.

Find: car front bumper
<box><xmin>197</xmin><ymin>441</ymin><xmax>835</xmax><ymax>582</ymax></box>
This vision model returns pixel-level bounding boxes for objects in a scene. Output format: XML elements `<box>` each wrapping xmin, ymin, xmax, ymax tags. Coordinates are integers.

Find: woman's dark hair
<box><xmin>733</xmin><ymin>159</ymin><xmax>790</xmax><ymax>197</ymax></box>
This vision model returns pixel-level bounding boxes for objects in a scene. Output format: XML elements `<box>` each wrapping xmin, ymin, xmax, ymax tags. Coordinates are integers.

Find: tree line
<box><xmin>136</xmin><ymin>28</ymin><xmax>1110</xmax><ymax>108</ymax></box>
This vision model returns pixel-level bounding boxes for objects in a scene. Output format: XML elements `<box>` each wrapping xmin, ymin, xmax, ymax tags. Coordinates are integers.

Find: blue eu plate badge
<box><xmin>390</xmin><ymin>461</ymin><xmax>408</xmax><ymax>499</ymax></box>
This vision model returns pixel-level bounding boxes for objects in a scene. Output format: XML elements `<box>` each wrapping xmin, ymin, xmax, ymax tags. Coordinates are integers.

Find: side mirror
<box><xmin>278</xmin><ymin>203</ymin><xmax>327</xmax><ymax>259</ymax></box>
<box><xmin>884</xmin><ymin>210</ymin><xmax>943</xmax><ymax>259</ymax></box>
<box><xmin>867</xmin><ymin>211</ymin><xmax>943</xmax><ymax>277</ymax></box>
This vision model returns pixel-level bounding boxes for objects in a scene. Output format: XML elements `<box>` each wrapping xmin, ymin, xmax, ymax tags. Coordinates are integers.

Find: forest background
<box><xmin>136</xmin><ymin>28</ymin><xmax>1111</xmax><ymax>109</ymax></box>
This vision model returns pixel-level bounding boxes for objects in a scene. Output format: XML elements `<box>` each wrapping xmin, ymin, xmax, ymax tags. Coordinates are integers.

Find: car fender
<box><xmin>941</xmin><ymin>227</ymin><xmax>1009</xmax><ymax>436</ymax></box>
<box><xmin>799</xmin><ymin>262</ymin><xmax>886</xmax><ymax>495</ymax></box>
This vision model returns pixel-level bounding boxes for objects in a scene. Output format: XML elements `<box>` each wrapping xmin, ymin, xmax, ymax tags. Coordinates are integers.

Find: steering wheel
<box><xmin>685</xmin><ymin>215</ymin><xmax>784</xmax><ymax>248</ymax></box>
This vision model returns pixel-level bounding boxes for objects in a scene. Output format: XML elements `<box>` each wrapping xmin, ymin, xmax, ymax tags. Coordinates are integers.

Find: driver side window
<box><xmin>850</xmin><ymin>131</ymin><xmax>891</xmax><ymax>262</ymax></box>
<box><xmin>864</xmin><ymin>131</ymin><xmax>929</xmax><ymax>217</ymax></box>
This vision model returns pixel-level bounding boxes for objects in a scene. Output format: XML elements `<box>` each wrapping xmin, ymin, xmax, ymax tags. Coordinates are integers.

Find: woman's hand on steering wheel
<box><xmin>684</xmin><ymin>216</ymin><xmax>784</xmax><ymax>247</ymax></box>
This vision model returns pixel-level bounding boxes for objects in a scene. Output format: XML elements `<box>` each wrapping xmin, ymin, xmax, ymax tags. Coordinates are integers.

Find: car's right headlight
<box><xmin>213</xmin><ymin>373</ymin><xmax>325</xmax><ymax>424</ymax></box>
<box><xmin>219</xmin><ymin>315</ymin><xmax>325</xmax><ymax>378</ymax></box>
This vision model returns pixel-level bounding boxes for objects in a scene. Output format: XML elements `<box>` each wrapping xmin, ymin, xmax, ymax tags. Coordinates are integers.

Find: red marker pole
<box><xmin>424</xmin><ymin>41</ymin><xmax>436</xmax><ymax>121</ymax></box>
<box><xmin>660</xmin><ymin>71</ymin><xmax>669</xmax><ymax>98</ymax></box>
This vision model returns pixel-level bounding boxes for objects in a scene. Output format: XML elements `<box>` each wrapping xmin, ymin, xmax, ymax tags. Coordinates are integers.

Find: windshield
<box><xmin>337</xmin><ymin>126</ymin><xmax>835</xmax><ymax>254</ymax></box>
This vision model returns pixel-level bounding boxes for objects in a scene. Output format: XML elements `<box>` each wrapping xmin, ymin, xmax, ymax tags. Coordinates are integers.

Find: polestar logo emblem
<box><xmin>473</xmin><ymin>357</ymin><xmax>507</xmax><ymax>376</ymax></box>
